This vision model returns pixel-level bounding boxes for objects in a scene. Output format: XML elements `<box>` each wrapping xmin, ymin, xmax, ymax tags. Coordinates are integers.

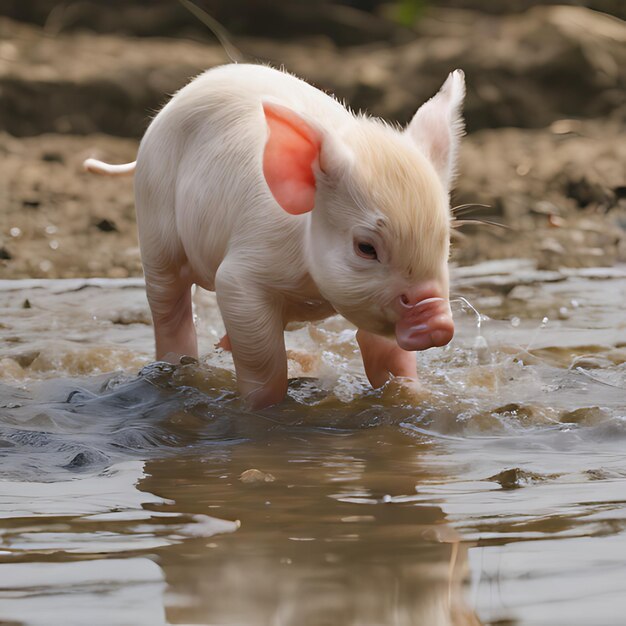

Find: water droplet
<box><xmin>571</xmin><ymin>299</ymin><xmax>579</xmax><ymax>308</ymax></box>
<box><xmin>382</xmin><ymin>494</ymin><xmax>392</xmax><ymax>503</ymax></box>
<box><xmin>45</xmin><ymin>224</ymin><xmax>57</xmax><ymax>235</ymax></box>
<box><xmin>474</xmin><ymin>335</ymin><xmax>490</xmax><ymax>364</ymax></box>
<box><xmin>9</xmin><ymin>227</ymin><xmax>21</xmax><ymax>237</ymax></box>
<box><xmin>510</xmin><ymin>316</ymin><xmax>521</xmax><ymax>327</ymax></box>
<box><xmin>39</xmin><ymin>260</ymin><xmax>52</xmax><ymax>272</ymax></box>
<box><xmin>540</xmin><ymin>316</ymin><xmax>549</xmax><ymax>328</ymax></box>
<box><xmin>451</xmin><ymin>296</ymin><xmax>483</xmax><ymax>329</ymax></box>
<box><xmin>49</xmin><ymin>240</ymin><xmax>59</xmax><ymax>250</ymax></box>
<box><xmin>558</xmin><ymin>306</ymin><xmax>569</xmax><ymax>320</ymax></box>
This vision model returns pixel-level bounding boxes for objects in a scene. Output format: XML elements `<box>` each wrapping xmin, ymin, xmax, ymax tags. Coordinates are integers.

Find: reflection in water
<box><xmin>0</xmin><ymin>370</ymin><xmax>478</xmax><ymax>625</ymax></box>
<box><xmin>145</xmin><ymin>430</ymin><xmax>478</xmax><ymax>626</ymax></box>
<box><xmin>0</xmin><ymin>261</ymin><xmax>625</xmax><ymax>625</ymax></box>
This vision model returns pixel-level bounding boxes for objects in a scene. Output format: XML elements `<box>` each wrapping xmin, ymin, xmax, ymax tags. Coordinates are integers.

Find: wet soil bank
<box><xmin>0</xmin><ymin>3</ymin><xmax>624</xmax><ymax>278</ymax></box>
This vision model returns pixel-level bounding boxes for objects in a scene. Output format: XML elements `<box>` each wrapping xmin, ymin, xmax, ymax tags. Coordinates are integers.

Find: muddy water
<box><xmin>0</xmin><ymin>259</ymin><xmax>625</xmax><ymax>626</ymax></box>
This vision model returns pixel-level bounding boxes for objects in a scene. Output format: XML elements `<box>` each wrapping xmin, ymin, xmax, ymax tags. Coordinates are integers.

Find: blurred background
<box><xmin>1</xmin><ymin>0</ymin><xmax>624</xmax><ymax>278</ymax></box>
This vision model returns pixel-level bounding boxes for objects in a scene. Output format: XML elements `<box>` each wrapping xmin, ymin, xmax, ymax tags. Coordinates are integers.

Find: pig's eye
<box><xmin>355</xmin><ymin>240</ymin><xmax>378</xmax><ymax>261</ymax></box>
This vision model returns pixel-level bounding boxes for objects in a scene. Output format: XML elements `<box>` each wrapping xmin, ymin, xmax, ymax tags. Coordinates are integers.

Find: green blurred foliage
<box><xmin>392</xmin><ymin>0</ymin><xmax>428</xmax><ymax>26</ymax></box>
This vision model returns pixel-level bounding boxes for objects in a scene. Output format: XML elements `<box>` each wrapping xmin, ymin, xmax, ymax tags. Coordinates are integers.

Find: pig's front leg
<box><xmin>215</xmin><ymin>260</ymin><xmax>288</xmax><ymax>409</ymax></box>
<box><xmin>356</xmin><ymin>329</ymin><xmax>417</xmax><ymax>388</ymax></box>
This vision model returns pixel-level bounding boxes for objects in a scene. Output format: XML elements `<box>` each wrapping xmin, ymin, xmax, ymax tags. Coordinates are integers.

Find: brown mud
<box><xmin>1</xmin><ymin>3</ymin><xmax>624</xmax><ymax>279</ymax></box>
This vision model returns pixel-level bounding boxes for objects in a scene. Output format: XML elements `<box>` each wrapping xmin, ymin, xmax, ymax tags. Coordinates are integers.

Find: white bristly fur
<box><xmin>85</xmin><ymin>64</ymin><xmax>465</xmax><ymax>408</ymax></box>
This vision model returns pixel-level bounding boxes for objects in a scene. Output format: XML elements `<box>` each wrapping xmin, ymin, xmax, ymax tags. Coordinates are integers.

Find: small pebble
<box><xmin>240</xmin><ymin>469</ymin><xmax>275</xmax><ymax>484</ymax></box>
<box><xmin>95</xmin><ymin>218</ymin><xmax>118</xmax><ymax>232</ymax></box>
<box><xmin>41</xmin><ymin>151</ymin><xmax>64</xmax><ymax>163</ymax></box>
<box><xmin>548</xmin><ymin>215</ymin><xmax>565</xmax><ymax>227</ymax></box>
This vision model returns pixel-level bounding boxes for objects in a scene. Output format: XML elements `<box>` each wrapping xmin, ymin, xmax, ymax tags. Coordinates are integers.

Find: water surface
<box><xmin>0</xmin><ymin>259</ymin><xmax>625</xmax><ymax>625</ymax></box>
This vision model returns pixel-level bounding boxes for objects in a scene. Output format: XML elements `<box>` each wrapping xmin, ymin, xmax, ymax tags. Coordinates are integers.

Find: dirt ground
<box><xmin>0</xmin><ymin>3</ymin><xmax>624</xmax><ymax>279</ymax></box>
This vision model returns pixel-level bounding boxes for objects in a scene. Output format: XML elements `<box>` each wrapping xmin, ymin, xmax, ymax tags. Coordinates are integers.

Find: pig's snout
<box><xmin>394</xmin><ymin>287</ymin><xmax>454</xmax><ymax>352</ymax></box>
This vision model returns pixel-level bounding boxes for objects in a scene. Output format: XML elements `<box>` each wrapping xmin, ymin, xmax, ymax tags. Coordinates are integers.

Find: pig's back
<box><xmin>135</xmin><ymin>64</ymin><xmax>353</xmax><ymax>289</ymax></box>
<box><xmin>168</xmin><ymin>64</ymin><xmax>351</xmax><ymax>132</ymax></box>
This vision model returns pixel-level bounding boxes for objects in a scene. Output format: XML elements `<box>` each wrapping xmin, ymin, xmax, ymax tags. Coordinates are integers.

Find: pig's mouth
<box><xmin>395</xmin><ymin>297</ymin><xmax>455</xmax><ymax>352</ymax></box>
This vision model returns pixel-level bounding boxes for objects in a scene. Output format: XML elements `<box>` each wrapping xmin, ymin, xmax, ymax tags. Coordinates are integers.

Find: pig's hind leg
<box><xmin>144</xmin><ymin>264</ymin><xmax>198</xmax><ymax>363</ymax></box>
<box><xmin>356</xmin><ymin>329</ymin><xmax>418</xmax><ymax>388</ymax></box>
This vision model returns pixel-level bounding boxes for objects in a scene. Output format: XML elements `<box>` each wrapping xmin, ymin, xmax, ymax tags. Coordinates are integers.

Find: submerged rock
<box><xmin>488</xmin><ymin>467</ymin><xmax>559</xmax><ymax>490</ymax></box>
<box><xmin>239</xmin><ymin>469</ymin><xmax>276</xmax><ymax>484</ymax></box>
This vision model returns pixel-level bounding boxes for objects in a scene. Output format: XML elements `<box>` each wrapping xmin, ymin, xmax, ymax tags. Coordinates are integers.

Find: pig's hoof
<box><xmin>216</xmin><ymin>334</ymin><xmax>232</xmax><ymax>351</ymax></box>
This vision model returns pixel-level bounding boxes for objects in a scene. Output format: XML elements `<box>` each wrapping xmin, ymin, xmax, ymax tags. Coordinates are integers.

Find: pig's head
<box><xmin>262</xmin><ymin>70</ymin><xmax>465</xmax><ymax>351</ymax></box>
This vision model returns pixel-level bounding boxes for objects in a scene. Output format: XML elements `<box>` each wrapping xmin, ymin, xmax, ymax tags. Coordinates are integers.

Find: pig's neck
<box><xmin>281</xmin><ymin>278</ymin><xmax>336</xmax><ymax>324</ymax></box>
<box><xmin>277</xmin><ymin>216</ymin><xmax>336</xmax><ymax>324</ymax></box>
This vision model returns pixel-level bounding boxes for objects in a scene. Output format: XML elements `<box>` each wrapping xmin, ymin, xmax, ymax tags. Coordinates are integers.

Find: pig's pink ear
<box><xmin>406</xmin><ymin>70</ymin><xmax>465</xmax><ymax>190</ymax></box>
<box><xmin>262</xmin><ymin>101</ymin><xmax>322</xmax><ymax>215</ymax></box>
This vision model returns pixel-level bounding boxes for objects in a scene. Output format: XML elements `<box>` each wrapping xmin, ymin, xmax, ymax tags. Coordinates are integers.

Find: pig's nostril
<box><xmin>415</xmin><ymin>297</ymin><xmax>445</xmax><ymax>308</ymax></box>
<box><xmin>398</xmin><ymin>294</ymin><xmax>446</xmax><ymax>312</ymax></box>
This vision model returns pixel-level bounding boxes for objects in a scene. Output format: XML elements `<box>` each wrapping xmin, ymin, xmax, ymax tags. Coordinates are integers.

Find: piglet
<box><xmin>84</xmin><ymin>64</ymin><xmax>464</xmax><ymax>408</ymax></box>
